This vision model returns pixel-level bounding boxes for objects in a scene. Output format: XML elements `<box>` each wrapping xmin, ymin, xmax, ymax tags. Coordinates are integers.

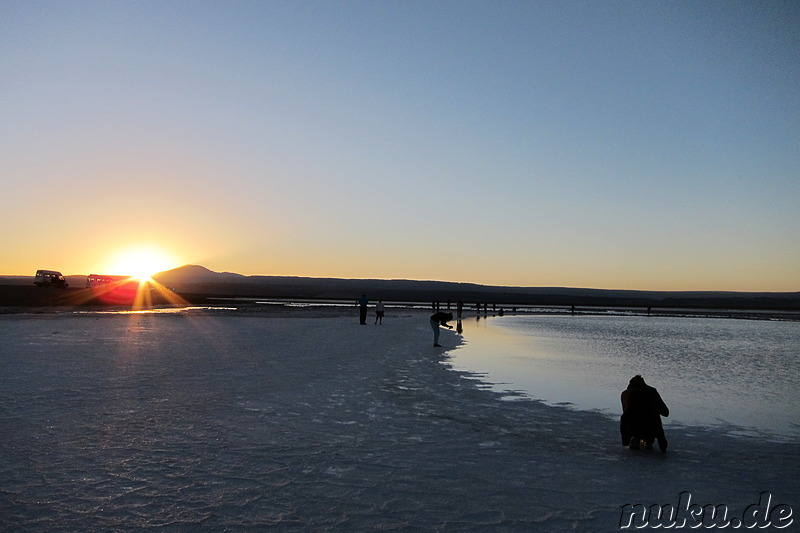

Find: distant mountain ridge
<box><xmin>150</xmin><ymin>265</ymin><xmax>800</xmax><ymax>310</ymax></box>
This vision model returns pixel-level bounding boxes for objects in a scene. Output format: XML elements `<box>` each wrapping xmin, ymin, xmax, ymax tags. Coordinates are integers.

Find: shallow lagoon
<box><xmin>450</xmin><ymin>314</ymin><xmax>800</xmax><ymax>440</ymax></box>
<box><xmin>1</xmin><ymin>310</ymin><xmax>798</xmax><ymax>530</ymax></box>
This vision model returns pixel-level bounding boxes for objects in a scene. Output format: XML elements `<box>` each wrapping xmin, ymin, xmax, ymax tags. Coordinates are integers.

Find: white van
<box><xmin>34</xmin><ymin>270</ymin><xmax>69</xmax><ymax>288</ymax></box>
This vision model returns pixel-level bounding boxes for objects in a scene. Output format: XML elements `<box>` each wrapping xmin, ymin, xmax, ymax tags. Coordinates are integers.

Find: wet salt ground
<box><xmin>1</xmin><ymin>310</ymin><xmax>798</xmax><ymax>531</ymax></box>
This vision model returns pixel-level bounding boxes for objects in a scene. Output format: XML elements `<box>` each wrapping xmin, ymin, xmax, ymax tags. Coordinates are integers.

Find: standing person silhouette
<box><xmin>620</xmin><ymin>375</ymin><xmax>670</xmax><ymax>452</ymax></box>
<box><xmin>375</xmin><ymin>299</ymin><xmax>385</xmax><ymax>324</ymax></box>
<box><xmin>429</xmin><ymin>311</ymin><xmax>453</xmax><ymax>347</ymax></box>
<box><xmin>358</xmin><ymin>294</ymin><xmax>368</xmax><ymax>325</ymax></box>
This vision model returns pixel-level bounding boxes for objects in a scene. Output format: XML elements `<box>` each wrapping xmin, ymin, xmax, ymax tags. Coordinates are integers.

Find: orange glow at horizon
<box><xmin>101</xmin><ymin>245</ymin><xmax>180</xmax><ymax>281</ymax></box>
<box><xmin>83</xmin><ymin>274</ymin><xmax>187</xmax><ymax>309</ymax></box>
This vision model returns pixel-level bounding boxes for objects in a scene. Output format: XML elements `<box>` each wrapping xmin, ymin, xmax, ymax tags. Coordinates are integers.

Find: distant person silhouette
<box><xmin>620</xmin><ymin>375</ymin><xmax>670</xmax><ymax>452</ymax></box>
<box><xmin>375</xmin><ymin>299</ymin><xmax>385</xmax><ymax>324</ymax></box>
<box><xmin>430</xmin><ymin>311</ymin><xmax>454</xmax><ymax>347</ymax></box>
<box><xmin>457</xmin><ymin>300</ymin><xmax>464</xmax><ymax>318</ymax></box>
<box><xmin>358</xmin><ymin>294</ymin><xmax>368</xmax><ymax>325</ymax></box>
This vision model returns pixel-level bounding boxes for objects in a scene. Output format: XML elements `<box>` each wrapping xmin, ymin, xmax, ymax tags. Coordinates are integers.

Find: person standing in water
<box><xmin>429</xmin><ymin>311</ymin><xmax>453</xmax><ymax>347</ymax></box>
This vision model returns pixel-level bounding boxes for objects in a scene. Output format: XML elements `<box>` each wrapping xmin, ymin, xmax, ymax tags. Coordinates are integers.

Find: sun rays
<box><xmin>80</xmin><ymin>274</ymin><xmax>185</xmax><ymax>309</ymax></box>
<box><xmin>85</xmin><ymin>245</ymin><xmax>187</xmax><ymax>309</ymax></box>
<box><xmin>103</xmin><ymin>245</ymin><xmax>179</xmax><ymax>282</ymax></box>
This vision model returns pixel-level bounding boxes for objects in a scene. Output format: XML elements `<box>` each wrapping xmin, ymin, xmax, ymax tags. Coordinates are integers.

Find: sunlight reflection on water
<box><xmin>450</xmin><ymin>314</ymin><xmax>800</xmax><ymax>440</ymax></box>
<box><xmin>74</xmin><ymin>307</ymin><xmax>238</xmax><ymax>315</ymax></box>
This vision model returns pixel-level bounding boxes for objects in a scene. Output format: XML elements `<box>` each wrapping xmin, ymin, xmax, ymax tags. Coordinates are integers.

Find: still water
<box><xmin>450</xmin><ymin>314</ymin><xmax>800</xmax><ymax>440</ymax></box>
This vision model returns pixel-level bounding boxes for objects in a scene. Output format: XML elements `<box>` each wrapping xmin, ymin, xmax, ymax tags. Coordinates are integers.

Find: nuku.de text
<box><xmin>619</xmin><ymin>491</ymin><xmax>793</xmax><ymax>529</ymax></box>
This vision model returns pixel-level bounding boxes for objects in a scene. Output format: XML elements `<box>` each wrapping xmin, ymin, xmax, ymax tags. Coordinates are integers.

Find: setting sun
<box><xmin>103</xmin><ymin>246</ymin><xmax>178</xmax><ymax>280</ymax></box>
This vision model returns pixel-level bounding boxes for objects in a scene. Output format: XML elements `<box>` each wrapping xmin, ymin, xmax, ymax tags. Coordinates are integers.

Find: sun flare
<box><xmin>104</xmin><ymin>246</ymin><xmax>178</xmax><ymax>281</ymax></box>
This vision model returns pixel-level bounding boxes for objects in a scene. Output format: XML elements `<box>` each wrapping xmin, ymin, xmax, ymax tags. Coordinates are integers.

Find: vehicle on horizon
<box><xmin>86</xmin><ymin>274</ymin><xmax>134</xmax><ymax>288</ymax></box>
<box><xmin>86</xmin><ymin>274</ymin><xmax>140</xmax><ymax>305</ymax></box>
<box><xmin>34</xmin><ymin>270</ymin><xmax>69</xmax><ymax>288</ymax></box>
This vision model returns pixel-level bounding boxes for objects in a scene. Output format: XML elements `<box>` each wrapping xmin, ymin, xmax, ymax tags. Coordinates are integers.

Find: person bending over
<box><xmin>620</xmin><ymin>375</ymin><xmax>670</xmax><ymax>452</ymax></box>
<box><xmin>430</xmin><ymin>311</ymin><xmax>454</xmax><ymax>347</ymax></box>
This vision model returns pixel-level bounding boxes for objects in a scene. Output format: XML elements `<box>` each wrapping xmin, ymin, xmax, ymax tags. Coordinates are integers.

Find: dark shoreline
<box><xmin>5</xmin><ymin>264</ymin><xmax>800</xmax><ymax>314</ymax></box>
<box><xmin>1</xmin><ymin>285</ymin><xmax>798</xmax><ymax>321</ymax></box>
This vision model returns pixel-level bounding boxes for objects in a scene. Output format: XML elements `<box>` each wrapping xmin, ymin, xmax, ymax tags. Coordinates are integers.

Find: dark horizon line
<box><xmin>2</xmin><ymin>265</ymin><xmax>798</xmax><ymax>296</ymax></box>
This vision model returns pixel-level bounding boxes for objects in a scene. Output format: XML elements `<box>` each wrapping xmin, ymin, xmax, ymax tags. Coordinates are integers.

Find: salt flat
<box><xmin>1</xmin><ymin>309</ymin><xmax>797</xmax><ymax>531</ymax></box>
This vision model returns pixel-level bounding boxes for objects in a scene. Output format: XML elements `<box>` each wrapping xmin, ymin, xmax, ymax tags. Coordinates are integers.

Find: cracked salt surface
<box><xmin>1</xmin><ymin>309</ymin><xmax>798</xmax><ymax>531</ymax></box>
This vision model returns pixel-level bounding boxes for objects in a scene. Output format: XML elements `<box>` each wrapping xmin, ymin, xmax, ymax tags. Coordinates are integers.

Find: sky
<box><xmin>2</xmin><ymin>1</ymin><xmax>798</xmax><ymax>291</ymax></box>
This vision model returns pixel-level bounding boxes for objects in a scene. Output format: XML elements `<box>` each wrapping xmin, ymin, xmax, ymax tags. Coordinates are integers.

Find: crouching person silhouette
<box><xmin>620</xmin><ymin>375</ymin><xmax>669</xmax><ymax>452</ymax></box>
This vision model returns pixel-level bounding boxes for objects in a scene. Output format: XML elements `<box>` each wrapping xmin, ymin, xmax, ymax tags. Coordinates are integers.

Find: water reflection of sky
<box><xmin>449</xmin><ymin>315</ymin><xmax>800</xmax><ymax>441</ymax></box>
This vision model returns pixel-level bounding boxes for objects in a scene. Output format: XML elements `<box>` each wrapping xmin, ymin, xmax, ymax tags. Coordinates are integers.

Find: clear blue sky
<box><xmin>2</xmin><ymin>0</ymin><xmax>798</xmax><ymax>290</ymax></box>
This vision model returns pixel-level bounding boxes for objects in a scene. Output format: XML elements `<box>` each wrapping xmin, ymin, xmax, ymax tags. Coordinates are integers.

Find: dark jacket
<box><xmin>620</xmin><ymin>376</ymin><xmax>669</xmax><ymax>445</ymax></box>
<box><xmin>430</xmin><ymin>312</ymin><xmax>453</xmax><ymax>327</ymax></box>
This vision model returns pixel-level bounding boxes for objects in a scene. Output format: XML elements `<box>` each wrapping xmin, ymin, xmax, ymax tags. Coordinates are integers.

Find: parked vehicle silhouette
<box><xmin>34</xmin><ymin>270</ymin><xmax>69</xmax><ymax>288</ymax></box>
